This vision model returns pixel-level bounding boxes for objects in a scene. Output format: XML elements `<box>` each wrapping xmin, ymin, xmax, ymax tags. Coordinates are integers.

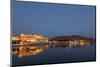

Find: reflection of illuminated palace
<box><xmin>18</xmin><ymin>47</ymin><xmax>43</xmax><ymax>58</ymax></box>
<box><xmin>12</xmin><ymin>39</ymin><xmax>90</xmax><ymax>58</ymax></box>
<box><xmin>13</xmin><ymin>45</ymin><xmax>49</xmax><ymax>58</ymax></box>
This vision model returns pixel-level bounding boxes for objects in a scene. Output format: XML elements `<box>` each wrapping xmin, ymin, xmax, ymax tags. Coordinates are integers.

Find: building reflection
<box><xmin>12</xmin><ymin>40</ymin><xmax>90</xmax><ymax>58</ymax></box>
<box><xmin>18</xmin><ymin>46</ymin><xmax>44</xmax><ymax>58</ymax></box>
<box><xmin>12</xmin><ymin>42</ymin><xmax>49</xmax><ymax>58</ymax></box>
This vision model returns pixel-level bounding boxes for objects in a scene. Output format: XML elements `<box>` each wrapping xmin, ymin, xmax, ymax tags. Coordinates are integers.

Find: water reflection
<box><xmin>12</xmin><ymin>40</ymin><xmax>92</xmax><ymax>58</ymax></box>
<box><xmin>12</xmin><ymin>41</ymin><xmax>49</xmax><ymax>58</ymax></box>
<box><xmin>13</xmin><ymin>46</ymin><xmax>44</xmax><ymax>58</ymax></box>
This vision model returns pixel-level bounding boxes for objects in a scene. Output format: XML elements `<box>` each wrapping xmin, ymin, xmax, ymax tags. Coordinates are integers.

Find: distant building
<box><xmin>12</xmin><ymin>36</ymin><xmax>19</xmax><ymax>41</ymax></box>
<box><xmin>19</xmin><ymin>34</ymin><xmax>48</xmax><ymax>43</ymax></box>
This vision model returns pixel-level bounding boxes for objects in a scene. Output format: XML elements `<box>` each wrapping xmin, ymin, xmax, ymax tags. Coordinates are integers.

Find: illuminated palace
<box><xmin>12</xmin><ymin>34</ymin><xmax>91</xmax><ymax>47</ymax></box>
<box><xmin>12</xmin><ymin>34</ymin><xmax>48</xmax><ymax>45</ymax></box>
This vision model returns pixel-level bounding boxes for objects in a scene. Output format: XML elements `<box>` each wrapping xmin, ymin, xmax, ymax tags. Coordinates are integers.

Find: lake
<box><xmin>12</xmin><ymin>44</ymin><xmax>96</xmax><ymax>66</ymax></box>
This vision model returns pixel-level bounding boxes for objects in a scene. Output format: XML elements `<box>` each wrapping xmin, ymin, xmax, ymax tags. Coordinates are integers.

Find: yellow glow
<box><xmin>20</xmin><ymin>33</ymin><xmax>24</xmax><ymax>36</ymax></box>
<box><xmin>18</xmin><ymin>34</ymin><xmax>48</xmax><ymax>45</ymax></box>
<box><xmin>15</xmin><ymin>46</ymin><xmax>44</xmax><ymax>58</ymax></box>
<box><xmin>36</xmin><ymin>35</ymin><xmax>43</xmax><ymax>39</ymax></box>
<box><xmin>19</xmin><ymin>54</ymin><xmax>22</xmax><ymax>58</ymax></box>
<box><xmin>80</xmin><ymin>40</ymin><xmax>85</xmax><ymax>46</ymax></box>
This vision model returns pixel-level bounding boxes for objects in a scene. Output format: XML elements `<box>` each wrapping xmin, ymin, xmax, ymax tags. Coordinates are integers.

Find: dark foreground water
<box><xmin>12</xmin><ymin>44</ymin><xmax>96</xmax><ymax>66</ymax></box>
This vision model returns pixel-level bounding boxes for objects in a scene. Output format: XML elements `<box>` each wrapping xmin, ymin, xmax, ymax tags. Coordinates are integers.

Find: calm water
<box><xmin>12</xmin><ymin>44</ymin><xmax>96</xmax><ymax>66</ymax></box>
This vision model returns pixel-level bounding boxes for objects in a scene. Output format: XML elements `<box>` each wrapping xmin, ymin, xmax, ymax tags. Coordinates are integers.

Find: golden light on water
<box><xmin>14</xmin><ymin>46</ymin><xmax>44</xmax><ymax>58</ymax></box>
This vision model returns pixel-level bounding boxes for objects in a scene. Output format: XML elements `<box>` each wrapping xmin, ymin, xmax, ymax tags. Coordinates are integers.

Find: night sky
<box><xmin>12</xmin><ymin>1</ymin><xmax>96</xmax><ymax>38</ymax></box>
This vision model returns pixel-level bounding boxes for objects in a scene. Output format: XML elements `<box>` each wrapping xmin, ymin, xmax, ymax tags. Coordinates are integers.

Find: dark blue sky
<box><xmin>12</xmin><ymin>1</ymin><xmax>96</xmax><ymax>38</ymax></box>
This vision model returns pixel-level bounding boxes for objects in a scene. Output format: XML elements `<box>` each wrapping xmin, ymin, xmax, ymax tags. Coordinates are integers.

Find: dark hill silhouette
<box><xmin>49</xmin><ymin>35</ymin><xmax>95</xmax><ymax>42</ymax></box>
